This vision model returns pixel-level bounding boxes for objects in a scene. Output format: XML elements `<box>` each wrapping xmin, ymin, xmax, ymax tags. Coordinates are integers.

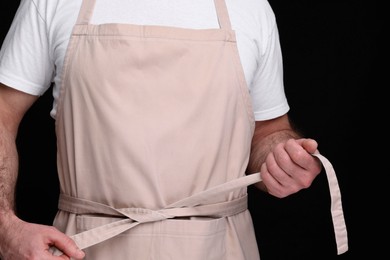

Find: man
<box><xmin>0</xmin><ymin>0</ymin><xmax>348</xmax><ymax>259</ymax></box>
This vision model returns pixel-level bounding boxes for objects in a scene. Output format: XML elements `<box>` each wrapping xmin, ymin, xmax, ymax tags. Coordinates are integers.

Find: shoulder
<box><xmin>227</xmin><ymin>0</ymin><xmax>277</xmax><ymax>37</ymax></box>
<box><xmin>227</xmin><ymin>0</ymin><xmax>278</xmax><ymax>55</ymax></box>
<box><xmin>25</xmin><ymin>0</ymin><xmax>81</xmax><ymax>25</ymax></box>
<box><xmin>227</xmin><ymin>0</ymin><xmax>277</xmax><ymax>24</ymax></box>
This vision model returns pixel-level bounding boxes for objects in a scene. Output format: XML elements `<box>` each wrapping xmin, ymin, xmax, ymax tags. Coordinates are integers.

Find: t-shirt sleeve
<box><xmin>0</xmin><ymin>0</ymin><xmax>54</xmax><ymax>96</ymax></box>
<box><xmin>250</xmin><ymin>0</ymin><xmax>289</xmax><ymax>121</ymax></box>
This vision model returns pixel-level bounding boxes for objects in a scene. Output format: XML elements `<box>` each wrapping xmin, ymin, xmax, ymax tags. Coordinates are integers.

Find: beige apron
<box><xmin>52</xmin><ymin>0</ymin><xmax>348</xmax><ymax>258</ymax></box>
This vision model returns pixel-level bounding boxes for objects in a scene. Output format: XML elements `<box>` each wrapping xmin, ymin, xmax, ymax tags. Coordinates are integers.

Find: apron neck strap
<box><xmin>76</xmin><ymin>0</ymin><xmax>97</xmax><ymax>25</ymax></box>
<box><xmin>214</xmin><ymin>0</ymin><xmax>233</xmax><ymax>30</ymax></box>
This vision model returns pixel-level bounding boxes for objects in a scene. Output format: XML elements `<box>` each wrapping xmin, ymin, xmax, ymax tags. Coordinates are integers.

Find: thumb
<box><xmin>297</xmin><ymin>138</ymin><xmax>319</xmax><ymax>154</ymax></box>
<box><xmin>49</xmin><ymin>231</ymin><xmax>85</xmax><ymax>259</ymax></box>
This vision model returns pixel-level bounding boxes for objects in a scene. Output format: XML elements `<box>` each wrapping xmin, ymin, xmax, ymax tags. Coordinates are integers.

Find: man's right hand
<box><xmin>0</xmin><ymin>214</ymin><xmax>85</xmax><ymax>260</ymax></box>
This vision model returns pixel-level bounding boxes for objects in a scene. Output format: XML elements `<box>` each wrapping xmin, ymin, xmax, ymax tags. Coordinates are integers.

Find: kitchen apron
<box><xmin>52</xmin><ymin>0</ymin><xmax>348</xmax><ymax>258</ymax></box>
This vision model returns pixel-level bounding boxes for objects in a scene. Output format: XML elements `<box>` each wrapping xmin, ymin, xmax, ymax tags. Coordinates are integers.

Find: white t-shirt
<box><xmin>0</xmin><ymin>0</ymin><xmax>289</xmax><ymax>120</ymax></box>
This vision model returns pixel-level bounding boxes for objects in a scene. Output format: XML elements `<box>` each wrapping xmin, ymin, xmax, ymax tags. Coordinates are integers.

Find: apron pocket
<box><xmin>76</xmin><ymin>215</ymin><xmax>227</xmax><ymax>260</ymax></box>
<box><xmin>158</xmin><ymin>217</ymin><xmax>227</xmax><ymax>259</ymax></box>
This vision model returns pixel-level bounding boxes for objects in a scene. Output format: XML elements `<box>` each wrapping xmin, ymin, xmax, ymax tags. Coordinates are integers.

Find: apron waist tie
<box><xmin>312</xmin><ymin>152</ymin><xmax>348</xmax><ymax>254</ymax></box>
<box><xmin>55</xmin><ymin>153</ymin><xmax>348</xmax><ymax>255</ymax></box>
<box><xmin>57</xmin><ymin>173</ymin><xmax>261</xmax><ymax>252</ymax></box>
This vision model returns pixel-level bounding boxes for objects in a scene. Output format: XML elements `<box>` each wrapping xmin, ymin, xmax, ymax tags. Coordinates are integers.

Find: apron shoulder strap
<box><xmin>213</xmin><ymin>0</ymin><xmax>232</xmax><ymax>30</ymax></box>
<box><xmin>76</xmin><ymin>0</ymin><xmax>97</xmax><ymax>25</ymax></box>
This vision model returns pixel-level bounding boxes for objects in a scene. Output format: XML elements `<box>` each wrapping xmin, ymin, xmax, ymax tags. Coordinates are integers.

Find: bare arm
<box><xmin>0</xmin><ymin>83</ymin><xmax>37</xmax><ymax>216</ymax></box>
<box><xmin>247</xmin><ymin>114</ymin><xmax>322</xmax><ymax>198</ymax></box>
<box><xmin>0</xmin><ymin>83</ymin><xmax>85</xmax><ymax>260</ymax></box>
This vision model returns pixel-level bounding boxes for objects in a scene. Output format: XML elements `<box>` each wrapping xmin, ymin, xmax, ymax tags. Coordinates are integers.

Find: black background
<box><xmin>1</xmin><ymin>1</ymin><xmax>375</xmax><ymax>260</ymax></box>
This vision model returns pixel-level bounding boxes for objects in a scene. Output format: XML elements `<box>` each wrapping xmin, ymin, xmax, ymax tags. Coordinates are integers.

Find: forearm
<box><xmin>0</xmin><ymin>126</ymin><xmax>20</xmax><ymax>257</ymax></box>
<box><xmin>0</xmin><ymin>127</ymin><xmax>18</xmax><ymax>217</ymax></box>
<box><xmin>0</xmin><ymin>84</ymin><xmax>37</xmax><ymax>219</ymax></box>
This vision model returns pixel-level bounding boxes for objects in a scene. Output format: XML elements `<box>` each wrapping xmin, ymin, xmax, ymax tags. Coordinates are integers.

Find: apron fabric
<box><xmin>52</xmin><ymin>0</ymin><xmax>348</xmax><ymax>258</ymax></box>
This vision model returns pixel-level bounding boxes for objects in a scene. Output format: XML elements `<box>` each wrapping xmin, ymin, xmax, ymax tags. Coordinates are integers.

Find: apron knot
<box><xmin>118</xmin><ymin>208</ymin><xmax>173</xmax><ymax>223</ymax></box>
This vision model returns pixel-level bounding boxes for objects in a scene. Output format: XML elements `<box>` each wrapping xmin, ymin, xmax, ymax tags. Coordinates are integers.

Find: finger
<box><xmin>260</xmin><ymin>162</ymin><xmax>280</xmax><ymax>192</ymax></box>
<box><xmin>285</xmin><ymin>139</ymin><xmax>316</xmax><ymax>170</ymax></box>
<box><xmin>265</xmin><ymin>151</ymin><xmax>292</xmax><ymax>183</ymax></box>
<box><xmin>49</xmin><ymin>248</ymin><xmax>85</xmax><ymax>260</ymax></box>
<box><xmin>42</xmin><ymin>248</ymin><xmax>70</xmax><ymax>260</ymax></box>
<box><xmin>260</xmin><ymin>159</ymin><xmax>294</xmax><ymax>197</ymax></box>
<box><xmin>46</xmin><ymin>229</ymin><xmax>85</xmax><ymax>259</ymax></box>
<box><xmin>284</xmin><ymin>139</ymin><xmax>322</xmax><ymax>185</ymax></box>
<box><xmin>297</xmin><ymin>138</ymin><xmax>318</xmax><ymax>154</ymax></box>
<box><xmin>272</xmin><ymin>142</ymin><xmax>299</xmax><ymax>177</ymax></box>
<box><xmin>261</xmin><ymin>168</ymin><xmax>287</xmax><ymax>198</ymax></box>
